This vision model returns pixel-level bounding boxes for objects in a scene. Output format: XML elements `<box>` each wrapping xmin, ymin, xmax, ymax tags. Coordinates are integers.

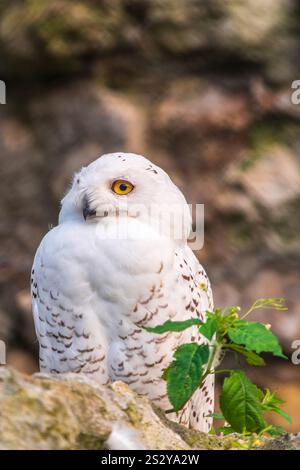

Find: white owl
<box><xmin>31</xmin><ymin>153</ymin><xmax>214</xmax><ymax>432</ymax></box>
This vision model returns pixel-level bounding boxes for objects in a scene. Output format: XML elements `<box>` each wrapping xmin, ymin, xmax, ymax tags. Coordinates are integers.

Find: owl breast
<box><xmin>32</xmin><ymin>217</ymin><xmax>212</xmax><ymax>428</ymax></box>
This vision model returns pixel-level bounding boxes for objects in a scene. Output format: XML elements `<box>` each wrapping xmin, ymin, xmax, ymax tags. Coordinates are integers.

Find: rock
<box><xmin>156</xmin><ymin>80</ymin><xmax>252</xmax><ymax>132</ymax></box>
<box><xmin>0</xmin><ymin>113</ymin><xmax>44</xmax><ymax>353</ymax></box>
<box><xmin>6</xmin><ymin>350</ymin><xmax>37</xmax><ymax>375</ymax></box>
<box><xmin>213</xmin><ymin>282</ymin><xmax>241</xmax><ymax>309</ymax></box>
<box><xmin>226</xmin><ymin>145</ymin><xmax>300</xmax><ymax>212</ymax></box>
<box><xmin>0</xmin><ymin>367</ymin><xmax>298</xmax><ymax>450</ymax></box>
<box><xmin>0</xmin><ymin>0</ymin><xmax>295</xmax><ymax>83</ymax></box>
<box><xmin>220</xmin><ymin>0</ymin><xmax>290</xmax><ymax>56</ymax></box>
<box><xmin>0</xmin><ymin>82</ymin><xmax>147</xmax><ymax>363</ymax></box>
<box><xmin>219</xmin><ymin>141</ymin><xmax>300</xmax><ymax>256</ymax></box>
<box><xmin>0</xmin><ymin>367</ymin><xmax>187</xmax><ymax>450</ymax></box>
<box><xmin>215</xmin><ymin>190</ymin><xmax>259</xmax><ymax>223</ymax></box>
<box><xmin>153</xmin><ymin>78</ymin><xmax>249</xmax><ymax>195</ymax></box>
<box><xmin>0</xmin><ymin>1</ymin><xmax>125</xmax><ymax>78</ymax></box>
<box><xmin>29</xmin><ymin>83</ymin><xmax>147</xmax><ymax>170</ymax></box>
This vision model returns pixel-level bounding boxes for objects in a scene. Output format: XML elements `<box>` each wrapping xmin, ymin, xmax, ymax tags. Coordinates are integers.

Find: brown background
<box><xmin>0</xmin><ymin>0</ymin><xmax>299</xmax><ymax>431</ymax></box>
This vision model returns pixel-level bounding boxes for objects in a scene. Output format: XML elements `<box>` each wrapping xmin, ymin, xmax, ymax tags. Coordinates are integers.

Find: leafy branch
<box><xmin>145</xmin><ymin>297</ymin><xmax>291</xmax><ymax>436</ymax></box>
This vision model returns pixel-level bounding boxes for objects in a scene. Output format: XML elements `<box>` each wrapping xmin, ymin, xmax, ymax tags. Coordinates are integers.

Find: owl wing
<box><xmin>173</xmin><ymin>245</ymin><xmax>214</xmax><ymax>432</ymax></box>
<box><xmin>31</xmin><ymin>226</ymin><xmax>109</xmax><ymax>382</ymax></box>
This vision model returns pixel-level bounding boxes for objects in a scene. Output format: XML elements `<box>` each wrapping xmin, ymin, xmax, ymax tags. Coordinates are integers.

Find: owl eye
<box><xmin>111</xmin><ymin>179</ymin><xmax>134</xmax><ymax>195</ymax></box>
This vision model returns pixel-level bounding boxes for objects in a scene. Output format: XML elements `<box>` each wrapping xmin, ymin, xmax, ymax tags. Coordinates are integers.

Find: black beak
<box><xmin>83</xmin><ymin>197</ymin><xmax>96</xmax><ymax>220</ymax></box>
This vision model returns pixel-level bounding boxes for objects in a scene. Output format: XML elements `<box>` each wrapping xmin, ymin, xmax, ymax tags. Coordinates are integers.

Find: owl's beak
<box><xmin>82</xmin><ymin>198</ymin><xmax>96</xmax><ymax>220</ymax></box>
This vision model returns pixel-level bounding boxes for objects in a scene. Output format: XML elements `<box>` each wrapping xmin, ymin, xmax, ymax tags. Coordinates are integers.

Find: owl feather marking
<box><xmin>31</xmin><ymin>152</ymin><xmax>214</xmax><ymax>432</ymax></box>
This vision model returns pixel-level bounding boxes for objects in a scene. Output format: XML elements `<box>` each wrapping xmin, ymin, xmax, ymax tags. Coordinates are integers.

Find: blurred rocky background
<box><xmin>0</xmin><ymin>0</ymin><xmax>299</xmax><ymax>431</ymax></box>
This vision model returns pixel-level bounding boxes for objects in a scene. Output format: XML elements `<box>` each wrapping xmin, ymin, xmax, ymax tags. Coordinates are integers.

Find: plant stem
<box><xmin>200</xmin><ymin>342</ymin><xmax>219</xmax><ymax>385</ymax></box>
<box><xmin>214</xmin><ymin>369</ymin><xmax>231</xmax><ymax>375</ymax></box>
<box><xmin>239</xmin><ymin>305</ymin><xmax>256</xmax><ymax>320</ymax></box>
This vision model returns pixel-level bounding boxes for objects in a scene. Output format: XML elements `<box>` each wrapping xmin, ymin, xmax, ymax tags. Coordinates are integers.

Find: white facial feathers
<box><xmin>59</xmin><ymin>152</ymin><xmax>192</xmax><ymax>242</ymax></box>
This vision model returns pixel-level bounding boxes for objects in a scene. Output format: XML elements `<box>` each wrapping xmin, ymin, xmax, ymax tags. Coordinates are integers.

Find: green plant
<box><xmin>146</xmin><ymin>297</ymin><xmax>291</xmax><ymax>436</ymax></box>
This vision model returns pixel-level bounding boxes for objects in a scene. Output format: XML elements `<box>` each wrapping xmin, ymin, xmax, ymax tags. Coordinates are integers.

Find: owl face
<box><xmin>59</xmin><ymin>153</ymin><xmax>191</xmax><ymax>241</ymax></box>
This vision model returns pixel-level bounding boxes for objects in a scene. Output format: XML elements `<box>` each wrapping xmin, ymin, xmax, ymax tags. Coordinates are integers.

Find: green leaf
<box><xmin>145</xmin><ymin>318</ymin><xmax>202</xmax><ymax>334</ymax></box>
<box><xmin>218</xmin><ymin>426</ymin><xmax>235</xmax><ymax>435</ymax></box>
<box><xmin>207</xmin><ymin>412</ymin><xmax>224</xmax><ymax>419</ymax></box>
<box><xmin>226</xmin><ymin>344</ymin><xmax>265</xmax><ymax>366</ymax></box>
<box><xmin>165</xmin><ymin>343</ymin><xmax>209</xmax><ymax>412</ymax></box>
<box><xmin>243</xmin><ymin>350</ymin><xmax>266</xmax><ymax>366</ymax></box>
<box><xmin>228</xmin><ymin>321</ymin><xmax>287</xmax><ymax>358</ymax></box>
<box><xmin>266</xmin><ymin>425</ymin><xmax>286</xmax><ymax>437</ymax></box>
<box><xmin>272</xmin><ymin>408</ymin><xmax>292</xmax><ymax>424</ymax></box>
<box><xmin>261</xmin><ymin>389</ymin><xmax>292</xmax><ymax>424</ymax></box>
<box><xmin>199</xmin><ymin>316</ymin><xmax>218</xmax><ymax>340</ymax></box>
<box><xmin>220</xmin><ymin>370</ymin><xmax>267</xmax><ymax>433</ymax></box>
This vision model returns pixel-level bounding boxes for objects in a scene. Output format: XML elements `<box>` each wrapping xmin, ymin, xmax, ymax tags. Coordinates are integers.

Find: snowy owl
<box><xmin>31</xmin><ymin>152</ymin><xmax>214</xmax><ymax>432</ymax></box>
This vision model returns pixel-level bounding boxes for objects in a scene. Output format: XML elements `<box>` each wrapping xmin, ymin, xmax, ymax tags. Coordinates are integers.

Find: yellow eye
<box><xmin>112</xmin><ymin>179</ymin><xmax>134</xmax><ymax>195</ymax></box>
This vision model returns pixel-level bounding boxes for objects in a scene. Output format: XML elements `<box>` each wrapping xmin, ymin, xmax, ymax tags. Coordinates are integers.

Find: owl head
<box><xmin>59</xmin><ymin>152</ymin><xmax>192</xmax><ymax>242</ymax></box>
